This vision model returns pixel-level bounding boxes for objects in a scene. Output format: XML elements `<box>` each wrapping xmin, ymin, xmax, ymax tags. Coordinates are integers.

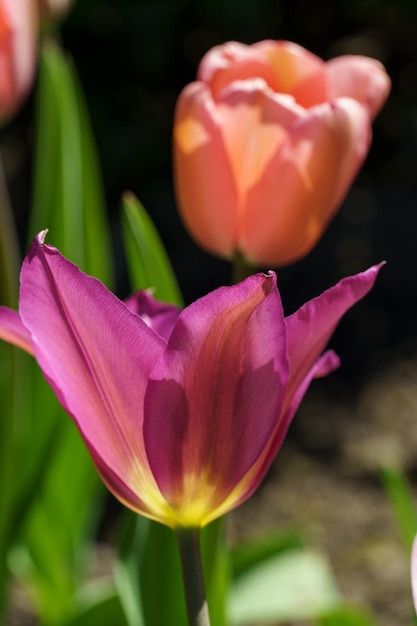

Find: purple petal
<box><xmin>19</xmin><ymin>233</ymin><xmax>167</xmax><ymax>518</ymax></box>
<box><xmin>283</xmin><ymin>263</ymin><xmax>384</xmax><ymax>413</ymax></box>
<box><xmin>222</xmin><ymin>263</ymin><xmax>383</xmax><ymax>511</ymax></box>
<box><xmin>143</xmin><ymin>272</ymin><xmax>289</xmax><ymax>526</ymax></box>
<box><xmin>0</xmin><ymin>306</ymin><xmax>33</xmax><ymax>354</ymax></box>
<box><xmin>124</xmin><ymin>290</ymin><xmax>181</xmax><ymax>341</ymax></box>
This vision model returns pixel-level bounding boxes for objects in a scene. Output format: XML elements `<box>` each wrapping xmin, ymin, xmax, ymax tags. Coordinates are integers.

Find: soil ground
<box><xmin>229</xmin><ymin>355</ymin><xmax>417</xmax><ymax>626</ymax></box>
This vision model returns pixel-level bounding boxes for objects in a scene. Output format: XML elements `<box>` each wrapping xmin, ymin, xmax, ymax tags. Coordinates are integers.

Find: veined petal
<box><xmin>327</xmin><ymin>55</ymin><xmax>391</xmax><ymax>120</ymax></box>
<box><xmin>0</xmin><ymin>306</ymin><xmax>33</xmax><ymax>354</ymax></box>
<box><xmin>19</xmin><ymin>233</ymin><xmax>169</xmax><ymax>519</ymax></box>
<box><xmin>143</xmin><ymin>272</ymin><xmax>289</xmax><ymax>527</ymax></box>
<box><xmin>284</xmin><ymin>263</ymin><xmax>384</xmax><ymax>407</ymax></box>
<box><xmin>218</xmin><ymin>264</ymin><xmax>383</xmax><ymax>513</ymax></box>
<box><xmin>124</xmin><ymin>290</ymin><xmax>181</xmax><ymax>341</ymax></box>
<box><xmin>173</xmin><ymin>81</ymin><xmax>238</xmax><ymax>257</ymax></box>
<box><xmin>241</xmin><ymin>97</ymin><xmax>371</xmax><ymax>266</ymax></box>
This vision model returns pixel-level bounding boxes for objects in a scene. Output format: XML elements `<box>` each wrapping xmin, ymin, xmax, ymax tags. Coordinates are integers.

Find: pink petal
<box><xmin>143</xmin><ymin>272</ymin><xmax>289</xmax><ymax>527</ymax></box>
<box><xmin>0</xmin><ymin>306</ymin><xmax>33</xmax><ymax>354</ymax></box>
<box><xmin>19</xmin><ymin>232</ymin><xmax>167</xmax><ymax>519</ymax></box>
<box><xmin>241</xmin><ymin>97</ymin><xmax>371</xmax><ymax>265</ymax></box>
<box><xmin>173</xmin><ymin>81</ymin><xmax>238</xmax><ymax>257</ymax></box>
<box><xmin>199</xmin><ymin>40</ymin><xmax>327</xmax><ymax>106</ymax></box>
<box><xmin>327</xmin><ymin>55</ymin><xmax>391</xmax><ymax>120</ymax></box>
<box><xmin>284</xmin><ymin>263</ymin><xmax>384</xmax><ymax>408</ymax></box>
<box><xmin>0</xmin><ymin>0</ymin><xmax>38</xmax><ymax>122</ymax></box>
<box><xmin>124</xmin><ymin>290</ymin><xmax>181</xmax><ymax>341</ymax></box>
<box><xmin>224</xmin><ymin>264</ymin><xmax>383</xmax><ymax>511</ymax></box>
<box><xmin>217</xmin><ymin>79</ymin><xmax>304</xmax><ymax>202</ymax></box>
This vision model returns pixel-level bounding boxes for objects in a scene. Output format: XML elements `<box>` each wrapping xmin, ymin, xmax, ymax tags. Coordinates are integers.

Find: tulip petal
<box><xmin>282</xmin><ymin>263</ymin><xmax>384</xmax><ymax>423</ymax></box>
<box><xmin>218</xmin><ymin>79</ymin><xmax>305</xmax><ymax>202</ymax></box>
<box><xmin>124</xmin><ymin>289</ymin><xmax>181</xmax><ymax>341</ymax></box>
<box><xmin>19</xmin><ymin>233</ymin><xmax>169</xmax><ymax>519</ymax></box>
<box><xmin>242</xmin><ymin>97</ymin><xmax>371</xmax><ymax>265</ymax></box>
<box><xmin>173</xmin><ymin>81</ymin><xmax>238</xmax><ymax>257</ymax></box>
<box><xmin>0</xmin><ymin>306</ymin><xmax>33</xmax><ymax>354</ymax></box>
<box><xmin>144</xmin><ymin>272</ymin><xmax>289</xmax><ymax>527</ymax></box>
<box><xmin>327</xmin><ymin>55</ymin><xmax>391</xmax><ymax>120</ymax></box>
<box><xmin>0</xmin><ymin>0</ymin><xmax>38</xmax><ymax>122</ymax></box>
<box><xmin>224</xmin><ymin>264</ymin><xmax>383</xmax><ymax>511</ymax></box>
<box><xmin>199</xmin><ymin>40</ymin><xmax>328</xmax><ymax>107</ymax></box>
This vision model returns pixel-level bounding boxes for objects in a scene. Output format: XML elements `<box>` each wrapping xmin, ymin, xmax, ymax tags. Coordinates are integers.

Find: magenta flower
<box><xmin>0</xmin><ymin>232</ymin><xmax>382</xmax><ymax>528</ymax></box>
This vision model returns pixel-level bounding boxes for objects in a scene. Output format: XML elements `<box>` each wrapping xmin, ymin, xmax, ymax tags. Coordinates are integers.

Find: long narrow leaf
<box><xmin>380</xmin><ymin>466</ymin><xmax>417</xmax><ymax>552</ymax></box>
<box><xmin>29</xmin><ymin>39</ymin><xmax>113</xmax><ymax>285</ymax></box>
<box><xmin>122</xmin><ymin>192</ymin><xmax>182</xmax><ymax>306</ymax></box>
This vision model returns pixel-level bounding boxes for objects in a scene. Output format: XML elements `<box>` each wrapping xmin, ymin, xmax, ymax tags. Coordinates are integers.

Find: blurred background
<box><xmin>2</xmin><ymin>1</ymin><xmax>417</xmax><ymax>623</ymax></box>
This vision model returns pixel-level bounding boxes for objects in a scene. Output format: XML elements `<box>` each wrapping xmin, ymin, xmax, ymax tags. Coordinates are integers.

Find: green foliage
<box><xmin>29</xmin><ymin>39</ymin><xmax>113</xmax><ymax>286</ymax></box>
<box><xmin>122</xmin><ymin>192</ymin><xmax>183</xmax><ymax>306</ymax></box>
<box><xmin>229</xmin><ymin>546</ymin><xmax>340</xmax><ymax>625</ymax></box>
<box><xmin>380</xmin><ymin>466</ymin><xmax>417</xmax><ymax>552</ymax></box>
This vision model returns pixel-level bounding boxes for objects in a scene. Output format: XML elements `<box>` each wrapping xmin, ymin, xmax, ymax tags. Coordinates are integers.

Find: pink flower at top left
<box><xmin>0</xmin><ymin>0</ymin><xmax>38</xmax><ymax>124</ymax></box>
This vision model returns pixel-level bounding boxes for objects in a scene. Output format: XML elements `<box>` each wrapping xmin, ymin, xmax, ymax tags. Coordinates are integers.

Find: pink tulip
<box><xmin>0</xmin><ymin>0</ymin><xmax>38</xmax><ymax>123</ymax></box>
<box><xmin>0</xmin><ymin>232</ymin><xmax>382</xmax><ymax>528</ymax></box>
<box><xmin>173</xmin><ymin>40</ymin><xmax>391</xmax><ymax>266</ymax></box>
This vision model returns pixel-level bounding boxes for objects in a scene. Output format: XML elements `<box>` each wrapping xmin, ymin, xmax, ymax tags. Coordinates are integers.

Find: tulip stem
<box><xmin>232</xmin><ymin>255</ymin><xmax>256</xmax><ymax>284</ymax></box>
<box><xmin>176</xmin><ymin>528</ymin><xmax>211</xmax><ymax>626</ymax></box>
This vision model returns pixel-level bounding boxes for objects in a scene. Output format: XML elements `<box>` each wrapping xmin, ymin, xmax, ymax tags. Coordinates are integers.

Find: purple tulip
<box><xmin>0</xmin><ymin>231</ymin><xmax>382</xmax><ymax>528</ymax></box>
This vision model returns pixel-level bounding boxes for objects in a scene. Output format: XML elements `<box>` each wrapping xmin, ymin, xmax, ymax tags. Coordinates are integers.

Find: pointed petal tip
<box><xmin>36</xmin><ymin>229</ymin><xmax>49</xmax><ymax>245</ymax></box>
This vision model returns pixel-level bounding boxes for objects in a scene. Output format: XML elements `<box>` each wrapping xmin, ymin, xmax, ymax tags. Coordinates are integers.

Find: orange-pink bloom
<box><xmin>0</xmin><ymin>0</ymin><xmax>38</xmax><ymax>123</ymax></box>
<box><xmin>173</xmin><ymin>40</ymin><xmax>391</xmax><ymax>266</ymax></box>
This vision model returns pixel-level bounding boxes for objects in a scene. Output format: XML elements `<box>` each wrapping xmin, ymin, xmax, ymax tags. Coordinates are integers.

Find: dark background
<box><xmin>4</xmin><ymin>0</ymin><xmax>417</xmax><ymax>392</ymax></box>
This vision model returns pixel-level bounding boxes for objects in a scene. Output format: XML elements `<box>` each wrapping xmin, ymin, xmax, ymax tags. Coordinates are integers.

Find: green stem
<box><xmin>176</xmin><ymin>528</ymin><xmax>211</xmax><ymax>626</ymax></box>
<box><xmin>232</xmin><ymin>254</ymin><xmax>256</xmax><ymax>284</ymax></box>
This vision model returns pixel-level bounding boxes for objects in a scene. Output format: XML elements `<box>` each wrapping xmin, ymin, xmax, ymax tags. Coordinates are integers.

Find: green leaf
<box><xmin>380</xmin><ymin>466</ymin><xmax>417</xmax><ymax>552</ymax></box>
<box><xmin>122</xmin><ymin>192</ymin><xmax>183</xmax><ymax>306</ymax></box>
<box><xmin>116</xmin><ymin>515</ymin><xmax>229</xmax><ymax>626</ymax></box>
<box><xmin>115</xmin><ymin>512</ymin><xmax>148</xmax><ymax>626</ymax></box>
<box><xmin>201</xmin><ymin>520</ymin><xmax>230</xmax><ymax>626</ymax></box>
<box><xmin>231</xmin><ymin>528</ymin><xmax>304</xmax><ymax>577</ymax></box>
<box><xmin>65</xmin><ymin>580</ymin><xmax>128</xmax><ymax>626</ymax></box>
<box><xmin>117</xmin><ymin>516</ymin><xmax>188</xmax><ymax>626</ymax></box>
<box><xmin>29</xmin><ymin>39</ymin><xmax>113</xmax><ymax>286</ymax></box>
<box><xmin>317</xmin><ymin>605</ymin><xmax>379</xmax><ymax>626</ymax></box>
<box><xmin>228</xmin><ymin>549</ymin><xmax>340</xmax><ymax>625</ymax></box>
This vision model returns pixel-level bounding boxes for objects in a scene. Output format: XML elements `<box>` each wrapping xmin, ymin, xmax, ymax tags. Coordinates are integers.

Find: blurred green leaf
<box><xmin>231</xmin><ymin>528</ymin><xmax>305</xmax><ymax>577</ymax></box>
<box><xmin>380</xmin><ymin>466</ymin><xmax>417</xmax><ymax>552</ymax></box>
<box><xmin>6</xmin><ymin>36</ymin><xmax>112</xmax><ymax>624</ymax></box>
<box><xmin>317</xmin><ymin>606</ymin><xmax>379</xmax><ymax>626</ymax></box>
<box><xmin>66</xmin><ymin>580</ymin><xmax>128</xmax><ymax>626</ymax></box>
<box><xmin>115</xmin><ymin>511</ymin><xmax>147</xmax><ymax>626</ymax></box>
<box><xmin>116</xmin><ymin>514</ymin><xmax>229</xmax><ymax>626</ymax></box>
<box><xmin>122</xmin><ymin>192</ymin><xmax>183</xmax><ymax>306</ymax></box>
<box><xmin>29</xmin><ymin>39</ymin><xmax>113</xmax><ymax>286</ymax></box>
<box><xmin>10</xmin><ymin>418</ymin><xmax>102</xmax><ymax>624</ymax></box>
<box><xmin>201</xmin><ymin>520</ymin><xmax>230</xmax><ymax>626</ymax></box>
<box><xmin>228</xmin><ymin>549</ymin><xmax>340</xmax><ymax>625</ymax></box>
<box><xmin>117</xmin><ymin>516</ymin><xmax>188</xmax><ymax>626</ymax></box>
